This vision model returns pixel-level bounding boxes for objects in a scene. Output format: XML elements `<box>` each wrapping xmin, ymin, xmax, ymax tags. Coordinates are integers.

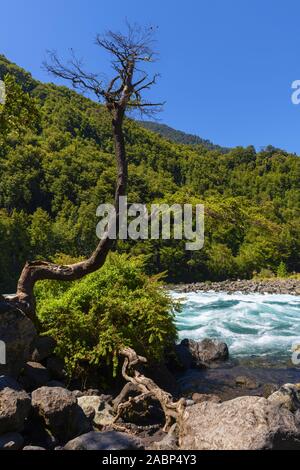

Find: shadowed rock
<box><xmin>0</xmin><ymin>376</ymin><xmax>31</xmax><ymax>434</ymax></box>
<box><xmin>31</xmin><ymin>386</ymin><xmax>92</xmax><ymax>442</ymax></box>
<box><xmin>0</xmin><ymin>305</ymin><xmax>36</xmax><ymax>377</ymax></box>
<box><xmin>64</xmin><ymin>431</ymin><xmax>144</xmax><ymax>450</ymax></box>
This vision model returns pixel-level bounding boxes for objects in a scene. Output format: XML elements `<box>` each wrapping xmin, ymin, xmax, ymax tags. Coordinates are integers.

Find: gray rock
<box><xmin>192</xmin><ymin>393</ymin><xmax>221</xmax><ymax>404</ymax></box>
<box><xmin>23</xmin><ymin>445</ymin><xmax>46</xmax><ymax>450</ymax></box>
<box><xmin>78</xmin><ymin>395</ymin><xmax>115</xmax><ymax>427</ymax></box>
<box><xmin>150</xmin><ymin>424</ymin><xmax>178</xmax><ymax>450</ymax></box>
<box><xmin>0</xmin><ymin>306</ymin><xmax>36</xmax><ymax>377</ymax></box>
<box><xmin>176</xmin><ymin>338</ymin><xmax>229</xmax><ymax>369</ymax></box>
<box><xmin>0</xmin><ymin>376</ymin><xmax>31</xmax><ymax>434</ymax></box>
<box><xmin>31</xmin><ymin>386</ymin><xmax>92</xmax><ymax>442</ymax></box>
<box><xmin>23</xmin><ymin>362</ymin><xmax>50</xmax><ymax>390</ymax></box>
<box><xmin>179</xmin><ymin>384</ymin><xmax>300</xmax><ymax>450</ymax></box>
<box><xmin>30</xmin><ymin>336</ymin><xmax>56</xmax><ymax>363</ymax></box>
<box><xmin>64</xmin><ymin>431</ymin><xmax>144</xmax><ymax>450</ymax></box>
<box><xmin>0</xmin><ymin>432</ymin><xmax>24</xmax><ymax>450</ymax></box>
<box><xmin>268</xmin><ymin>383</ymin><xmax>300</xmax><ymax>411</ymax></box>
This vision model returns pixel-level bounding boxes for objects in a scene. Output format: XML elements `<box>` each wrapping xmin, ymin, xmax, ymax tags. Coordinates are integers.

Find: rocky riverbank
<box><xmin>170</xmin><ymin>278</ymin><xmax>300</xmax><ymax>295</ymax></box>
<box><xmin>1</xmin><ymin>304</ymin><xmax>300</xmax><ymax>450</ymax></box>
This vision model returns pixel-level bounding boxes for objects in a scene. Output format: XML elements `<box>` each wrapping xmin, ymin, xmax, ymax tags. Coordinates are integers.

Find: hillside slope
<box><xmin>0</xmin><ymin>55</ymin><xmax>299</xmax><ymax>291</ymax></box>
<box><xmin>138</xmin><ymin>120</ymin><xmax>229</xmax><ymax>152</ymax></box>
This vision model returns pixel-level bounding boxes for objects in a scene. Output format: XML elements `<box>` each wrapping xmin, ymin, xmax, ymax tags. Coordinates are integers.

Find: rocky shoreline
<box><xmin>170</xmin><ymin>278</ymin><xmax>300</xmax><ymax>295</ymax></box>
<box><xmin>1</xmin><ymin>304</ymin><xmax>300</xmax><ymax>450</ymax></box>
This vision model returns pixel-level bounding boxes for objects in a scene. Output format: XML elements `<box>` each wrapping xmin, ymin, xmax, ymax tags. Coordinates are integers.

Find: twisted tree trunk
<box><xmin>115</xmin><ymin>347</ymin><xmax>186</xmax><ymax>432</ymax></box>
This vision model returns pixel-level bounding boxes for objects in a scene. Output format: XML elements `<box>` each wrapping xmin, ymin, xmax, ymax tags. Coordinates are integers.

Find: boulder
<box><xmin>0</xmin><ymin>376</ymin><xmax>31</xmax><ymax>434</ymax></box>
<box><xmin>0</xmin><ymin>432</ymin><xmax>24</xmax><ymax>450</ymax></box>
<box><xmin>268</xmin><ymin>383</ymin><xmax>300</xmax><ymax>411</ymax></box>
<box><xmin>150</xmin><ymin>424</ymin><xmax>178</xmax><ymax>450</ymax></box>
<box><xmin>179</xmin><ymin>384</ymin><xmax>300</xmax><ymax>450</ymax></box>
<box><xmin>22</xmin><ymin>415</ymin><xmax>58</xmax><ymax>450</ymax></box>
<box><xmin>0</xmin><ymin>305</ymin><xmax>36</xmax><ymax>377</ymax></box>
<box><xmin>64</xmin><ymin>431</ymin><xmax>144</xmax><ymax>450</ymax></box>
<box><xmin>176</xmin><ymin>338</ymin><xmax>229</xmax><ymax>369</ymax></box>
<box><xmin>23</xmin><ymin>445</ymin><xmax>46</xmax><ymax>450</ymax></box>
<box><xmin>22</xmin><ymin>362</ymin><xmax>50</xmax><ymax>390</ymax></box>
<box><xmin>30</xmin><ymin>336</ymin><xmax>56</xmax><ymax>363</ymax></box>
<box><xmin>192</xmin><ymin>393</ymin><xmax>221</xmax><ymax>404</ymax></box>
<box><xmin>77</xmin><ymin>396</ymin><xmax>115</xmax><ymax>427</ymax></box>
<box><xmin>31</xmin><ymin>386</ymin><xmax>92</xmax><ymax>442</ymax></box>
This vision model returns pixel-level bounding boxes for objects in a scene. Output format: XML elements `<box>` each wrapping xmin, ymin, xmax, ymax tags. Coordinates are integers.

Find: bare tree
<box><xmin>3</xmin><ymin>23</ymin><xmax>163</xmax><ymax>324</ymax></box>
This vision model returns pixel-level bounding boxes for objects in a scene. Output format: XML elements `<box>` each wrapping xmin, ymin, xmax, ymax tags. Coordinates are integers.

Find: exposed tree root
<box><xmin>117</xmin><ymin>347</ymin><xmax>186</xmax><ymax>432</ymax></box>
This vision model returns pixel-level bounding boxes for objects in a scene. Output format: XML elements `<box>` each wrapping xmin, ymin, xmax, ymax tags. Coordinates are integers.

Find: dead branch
<box><xmin>118</xmin><ymin>347</ymin><xmax>186</xmax><ymax>432</ymax></box>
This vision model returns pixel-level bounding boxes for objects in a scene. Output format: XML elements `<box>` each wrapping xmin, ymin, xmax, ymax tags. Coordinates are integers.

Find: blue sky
<box><xmin>1</xmin><ymin>0</ymin><xmax>300</xmax><ymax>153</ymax></box>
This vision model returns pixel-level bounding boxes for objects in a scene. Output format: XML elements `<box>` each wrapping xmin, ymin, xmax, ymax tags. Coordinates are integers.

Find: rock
<box><xmin>0</xmin><ymin>306</ymin><xmax>36</xmax><ymax>377</ymax></box>
<box><xmin>98</xmin><ymin>394</ymin><xmax>113</xmax><ymax>404</ymax></box>
<box><xmin>268</xmin><ymin>383</ymin><xmax>300</xmax><ymax>411</ymax></box>
<box><xmin>23</xmin><ymin>445</ymin><xmax>46</xmax><ymax>450</ymax></box>
<box><xmin>0</xmin><ymin>376</ymin><xmax>31</xmax><ymax>434</ymax></box>
<box><xmin>174</xmin><ymin>343</ymin><xmax>193</xmax><ymax>369</ymax></box>
<box><xmin>0</xmin><ymin>432</ymin><xmax>24</xmax><ymax>450</ymax></box>
<box><xmin>22</xmin><ymin>415</ymin><xmax>58</xmax><ymax>449</ymax></box>
<box><xmin>150</xmin><ymin>424</ymin><xmax>178</xmax><ymax>450</ymax></box>
<box><xmin>31</xmin><ymin>386</ymin><xmax>92</xmax><ymax>442</ymax></box>
<box><xmin>23</xmin><ymin>362</ymin><xmax>50</xmax><ymax>390</ymax></box>
<box><xmin>235</xmin><ymin>375</ymin><xmax>259</xmax><ymax>390</ymax></box>
<box><xmin>262</xmin><ymin>383</ymin><xmax>279</xmax><ymax>398</ymax></box>
<box><xmin>78</xmin><ymin>396</ymin><xmax>115</xmax><ymax>427</ymax></box>
<box><xmin>46</xmin><ymin>356</ymin><xmax>66</xmax><ymax>380</ymax></box>
<box><xmin>192</xmin><ymin>393</ymin><xmax>221</xmax><ymax>404</ymax></box>
<box><xmin>146</xmin><ymin>363</ymin><xmax>180</xmax><ymax>396</ymax></box>
<box><xmin>30</xmin><ymin>336</ymin><xmax>56</xmax><ymax>363</ymax></box>
<box><xmin>64</xmin><ymin>431</ymin><xmax>144</xmax><ymax>450</ymax></box>
<box><xmin>176</xmin><ymin>338</ymin><xmax>229</xmax><ymax>369</ymax></box>
<box><xmin>179</xmin><ymin>386</ymin><xmax>300</xmax><ymax>450</ymax></box>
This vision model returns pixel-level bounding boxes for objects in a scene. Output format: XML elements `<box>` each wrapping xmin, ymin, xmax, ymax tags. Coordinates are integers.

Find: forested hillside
<box><xmin>0</xmin><ymin>55</ymin><xmax>299</xmax><ymax>292</ymax></box>
<box><xmin>138</xmin><ymin>120</ymin><xmax>229</xmax><ymax>152</ymax></box>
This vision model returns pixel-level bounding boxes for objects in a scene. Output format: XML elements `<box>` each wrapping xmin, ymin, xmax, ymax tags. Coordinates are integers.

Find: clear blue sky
<box><xmin>1</xmin><ymin>0</ymin><xmax>300</xmax><ymax>153</ymax></box>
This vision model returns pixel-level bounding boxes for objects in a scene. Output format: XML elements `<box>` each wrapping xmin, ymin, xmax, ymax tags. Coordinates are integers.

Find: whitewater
<box><xmin>172</xmin><ymin>291</ymin><xmax>300</xmax><ymax>359</ymax></box>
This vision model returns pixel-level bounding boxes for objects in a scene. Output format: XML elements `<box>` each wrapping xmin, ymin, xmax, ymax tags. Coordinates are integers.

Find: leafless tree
<box><xmin>3</xmin><ymin>23</ymin><xmax>163</xmax><ymax>325</ymax></box>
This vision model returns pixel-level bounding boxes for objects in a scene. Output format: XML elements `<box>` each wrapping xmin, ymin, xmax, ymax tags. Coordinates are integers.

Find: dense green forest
<box><xmin>0</xmin><ymin>54</ymin><xmax>299</xmax><ymax>293</ymax></box>
<box><xmin>138</xmin><ymin>120</ymin><xmax>229</xmax><ymax>152</ymax></box>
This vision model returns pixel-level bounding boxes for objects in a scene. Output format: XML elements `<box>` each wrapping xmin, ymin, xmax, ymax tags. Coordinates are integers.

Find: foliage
<box><xmin>35</xmin><ymin>254</ymin><xmax>179</xmax><ymax>378</ymax></box>
<box><xmin>138</xmin><ymin>120</ymin><xmax>229</xmax><ymax>152</ymax></box>
<box><xmin>0</xmin><ymin>56</ymin><xmax>299</xmax><ymax>292</ymax></box>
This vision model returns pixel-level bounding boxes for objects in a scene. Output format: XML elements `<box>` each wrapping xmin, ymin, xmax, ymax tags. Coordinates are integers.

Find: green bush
<box><xmin>35</xmin><ymin>253</ymin><xmax>179</xmax><ymax>378</ymax></box>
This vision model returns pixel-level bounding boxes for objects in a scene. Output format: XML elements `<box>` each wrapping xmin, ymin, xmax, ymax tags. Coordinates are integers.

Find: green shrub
<box><xmin>276</xmin><ymin>261</ymin><xmax>288</xmax><ymax>278</ymax></box>
<box><xmin>35</xmin><ymin>253</ymin><xmax>179</xmax><ymax>378</ymax></box>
